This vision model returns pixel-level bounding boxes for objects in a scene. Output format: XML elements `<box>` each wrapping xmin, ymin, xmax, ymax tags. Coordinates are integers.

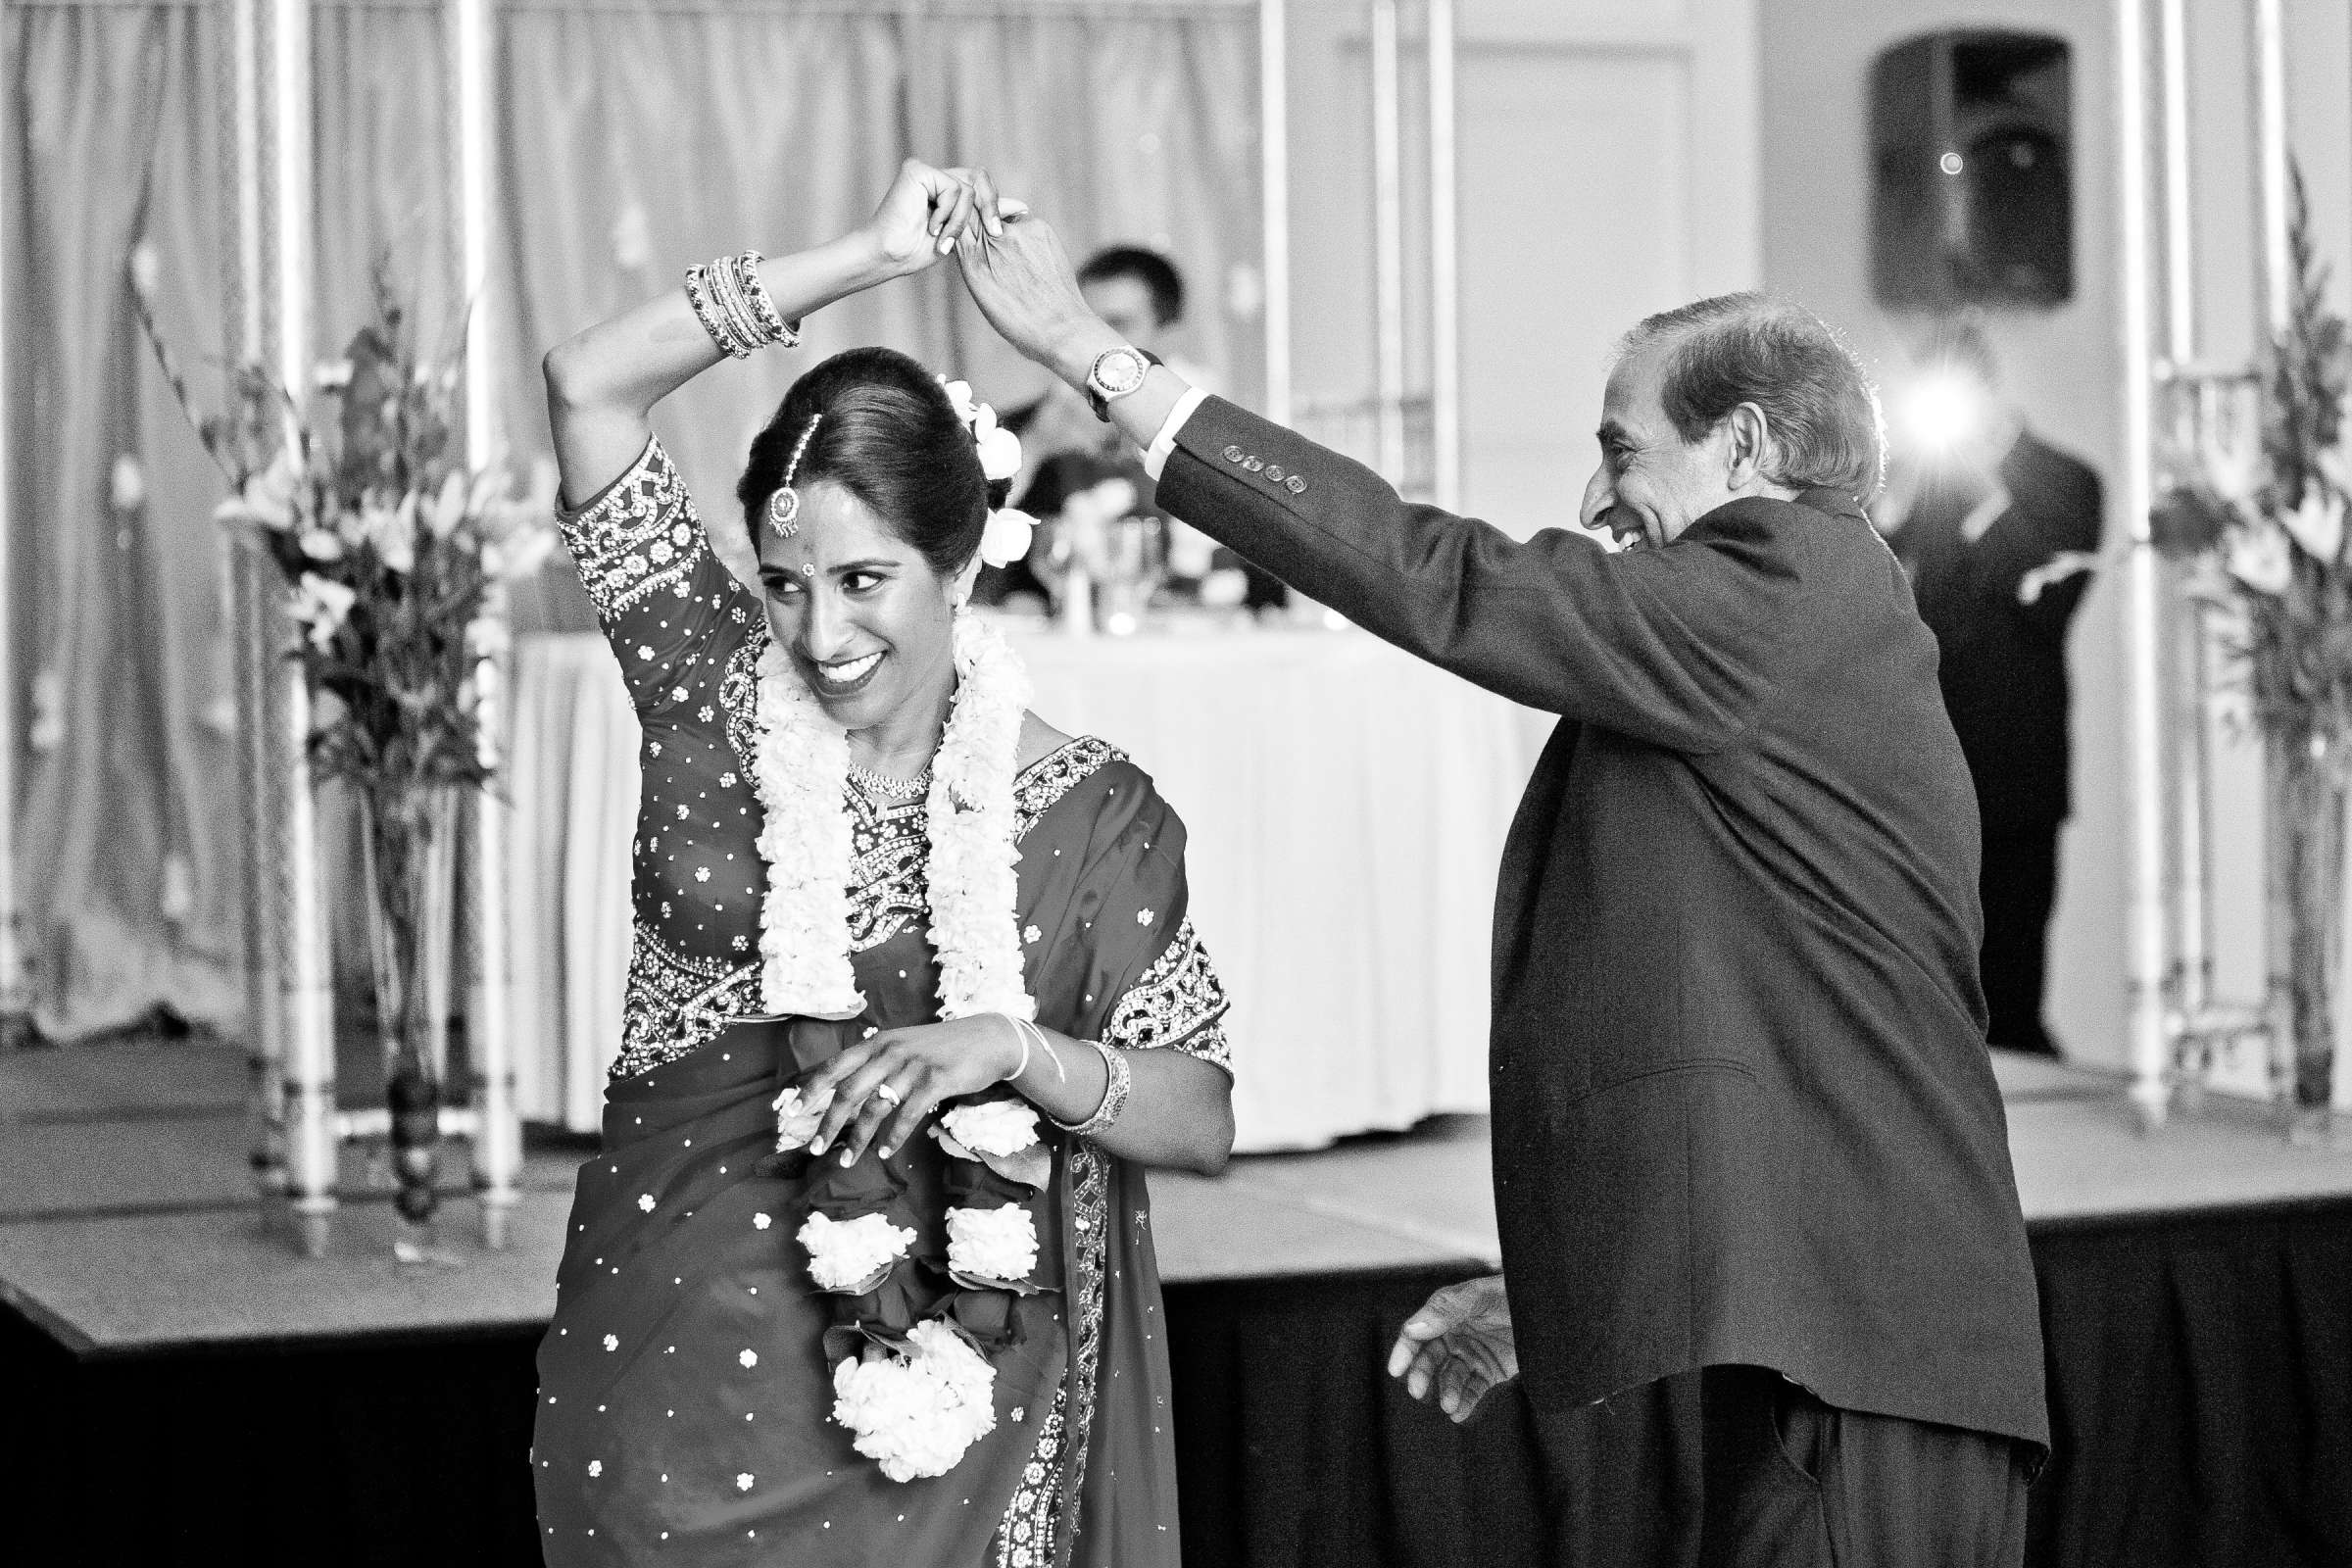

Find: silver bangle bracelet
<box><xmin>732</xmin><ymin>251</ymin><xmax>801</xmax><ymax>350</ymax></box>
<box><xmin>1050</xmin><ymin>1038</ymin><xmax>1131</xmax><ymax>1140</ymax></box>
<box><xmin>684</xmin><ymin>263</ymin><xmax>751</xmax><ymax>359</ymax></box>
<box><xmin>708</xmin><ymin>256</ymin><xmax>762</xmax><ymax>355</ymax></box>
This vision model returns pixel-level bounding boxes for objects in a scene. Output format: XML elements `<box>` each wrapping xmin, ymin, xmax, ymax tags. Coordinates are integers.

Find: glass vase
<box><xmin>2274</xmin><ymin>740</ymin><xmax>2345</xmax><ymax>1146</ymax></box>
<box><xmin>359</xmin><ymin>784</ymin><xmax>460</xmax><ymax>1241</ymax></box>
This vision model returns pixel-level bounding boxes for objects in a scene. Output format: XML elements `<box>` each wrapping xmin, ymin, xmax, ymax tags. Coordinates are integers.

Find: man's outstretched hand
<box><xmin>956</xmin><ymin>212</ymin><xmax>1116</xmax><ymax>386</ymax></box>
<box><xmin>1388</xmin><ymin>1272</ymin><xmax>1519</xmax><ymax>1424</ymax></box>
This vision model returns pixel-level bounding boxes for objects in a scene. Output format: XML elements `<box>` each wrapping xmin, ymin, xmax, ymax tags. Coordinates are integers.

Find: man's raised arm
<box><xmin>956</xmin><ymin>211</ymin><xmax>1799</xmax><ymax>753</ymax></box>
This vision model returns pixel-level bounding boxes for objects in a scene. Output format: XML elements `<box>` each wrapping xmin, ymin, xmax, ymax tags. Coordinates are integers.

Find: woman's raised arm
<box><xmin>542</xmin><ymin>159</ymin><xmax>1006</xmax><ymax>508</ymax></box>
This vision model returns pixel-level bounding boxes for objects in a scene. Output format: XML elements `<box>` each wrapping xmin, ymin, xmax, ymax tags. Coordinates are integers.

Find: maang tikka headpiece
<box><xmin>765</xmin><ymin>414</ymin><xmax>823</xmax><ymax>537</ymax></box>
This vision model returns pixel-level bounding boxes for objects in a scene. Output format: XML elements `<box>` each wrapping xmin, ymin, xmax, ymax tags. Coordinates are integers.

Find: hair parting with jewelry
<box><xmin>738</xmin><ymin>347</ymin><xmax>1010</xmax><ymax>573</ymax></box>
<box><xmin>763</xmin><ymin>414</ymin><xmax>823</xmax><ymax>537</ymax></box>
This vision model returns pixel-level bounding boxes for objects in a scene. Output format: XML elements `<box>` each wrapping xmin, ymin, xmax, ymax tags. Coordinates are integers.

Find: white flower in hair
<box><xmin>978</xmin><ymin>508</ymin><xmax>1036</xmax><ymax>568</ymax></box>
<box><xmin>971</xmin><ymin>404</ymin><xmax>1023</xmax><ymax>484</ymax></box>
<box><xmin>938</xmin><ymin>376</ymin><xmax>979</xmax><ymax>424</ymax></box>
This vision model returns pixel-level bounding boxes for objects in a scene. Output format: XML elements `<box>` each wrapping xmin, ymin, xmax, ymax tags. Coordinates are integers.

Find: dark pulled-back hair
<box><xmin>736</xmin><ymin>346</ymin><xmax>1007</xmax><ymax>573</ymax></box>
<box><xmin>1078</xmin><ymin>245</ymin><xmax>1186</xmax><ymax>326</ymax></box>
<box><xmin>1620</xmin><ymin>292</ymin><xmax>1886</xmax><ymax>500</ymax></box>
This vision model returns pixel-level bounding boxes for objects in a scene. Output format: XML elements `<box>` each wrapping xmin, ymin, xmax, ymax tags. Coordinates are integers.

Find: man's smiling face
<box><xmin>1579</xmin><ymin>341</ymin><xmax>1742</xmax><ymax>551</ymax></box>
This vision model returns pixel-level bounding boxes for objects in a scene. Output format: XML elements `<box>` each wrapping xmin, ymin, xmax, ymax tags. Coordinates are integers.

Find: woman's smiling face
<box><xmin>755</xmin><ymin>479</ymin><xmax>972</xmax><ymax>732</ymax></box>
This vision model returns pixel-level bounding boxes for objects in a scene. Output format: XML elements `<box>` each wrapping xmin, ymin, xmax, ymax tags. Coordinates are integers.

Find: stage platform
<box><xmin>6</xmin><ymin>1038</ymin><xmax>2351</xmax><ymax>1566</ymax></box>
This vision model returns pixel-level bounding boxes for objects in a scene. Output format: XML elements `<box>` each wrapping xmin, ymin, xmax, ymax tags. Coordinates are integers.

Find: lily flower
<box><xmin>2282</xmin><ymin>484</ymin><xmax>2345</xmax><ymax>564</ymax></box>
<box><xmin>291</xmin><ymin>572</ymin><xmax>358</xmax><ymax>648</ymax></box>
<box><xmin>2226</xmin><ymin>516</ymin><xmax>2295</xmax><ymax>596</ymax></box>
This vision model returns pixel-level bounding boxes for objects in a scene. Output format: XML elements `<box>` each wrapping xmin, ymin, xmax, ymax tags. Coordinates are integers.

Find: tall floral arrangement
<box><xmin>2156</xmin><ymin>164</ymin><xmax>2352</xmax><ymax>1128</ymax></box>
<box><xmin>137</xmin><ymin>253</ymin><xmax>556</xmax><ymax>1223</ymax></box>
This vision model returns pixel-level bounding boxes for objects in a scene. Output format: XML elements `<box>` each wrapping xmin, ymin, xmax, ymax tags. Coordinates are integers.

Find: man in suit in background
<box><xmin>957</xmin><ymin>198</ymin><xmax>2045</xmax><ymax>1566</ymax></box>
<box><xmin>1881</xmin><ymin>319</ymin><xmax>2103</xmax><ymax>1057</ymax></box>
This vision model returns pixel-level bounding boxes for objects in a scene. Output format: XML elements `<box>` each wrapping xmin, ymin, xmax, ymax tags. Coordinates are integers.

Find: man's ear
<box><xmin>1725</xmin><ymin>402</ymin><xmax>1777</xmax><ymax>491</ymax></box>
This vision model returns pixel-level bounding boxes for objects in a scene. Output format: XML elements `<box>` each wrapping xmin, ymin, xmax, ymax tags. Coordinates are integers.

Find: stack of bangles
<box><xmin>1003</xmin><ymin>1014</ymin><xmax>1130</xmax><ymax>1140</ymax></box>
<box><xmin>685</xmin><ymin>250</ymin><xmax>799</xmax><ymax>359</ymax></box>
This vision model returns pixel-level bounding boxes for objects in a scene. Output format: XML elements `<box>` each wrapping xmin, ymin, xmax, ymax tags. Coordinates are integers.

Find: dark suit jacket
<box><xmin>1157</xmin><ymin>398</ymin><xmax>2050</xmax><ymax>1451</ymax></box>
<box><xmin>1892</xmin><ymin>430</ymin><xmax>2103</xmax><ymax>830</ymax></box>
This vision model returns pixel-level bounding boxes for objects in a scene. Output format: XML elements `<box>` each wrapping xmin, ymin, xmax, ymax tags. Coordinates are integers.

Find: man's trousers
<box><xmin>1526</xmin><ymin>1363</ymin><xmax>2033</xmax><ymax>1567</ymax></box>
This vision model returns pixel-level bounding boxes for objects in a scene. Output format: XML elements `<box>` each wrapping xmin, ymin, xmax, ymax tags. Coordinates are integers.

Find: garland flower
<box><xmin>750</xmin><ymin>376</ymin><xmax>1047</xmax><ymax>1483</ymax></box>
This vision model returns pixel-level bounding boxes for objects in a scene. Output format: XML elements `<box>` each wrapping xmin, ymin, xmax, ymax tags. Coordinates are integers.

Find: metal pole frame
<box><xmin>2246</xmin><ymin>0</ymin><xmax>2303</xmax><ymax>1116</ymax></box>
<box><xmin>1369</xmin><ymin>0</ymin><xmax>1405</xmax><ymax>483</ymax></box>
<box><xmin>249</xmin><ymin>0</ymin><xmax>340</xmax><ymax>1251</ymax></box>
<box><xmin>2116</xmin><ymin>0</ymin><xmax>2172</xmax><ymax>1133</ymax></box>
<box><xmin>0</xmin><ymin>0</ymin><xmax>32</xmax><ymax>1050</ymax></box>
<box><xmin>452</xmin><ymin>0</ymin><xmax>521</xmax><ymax>1246</ymax></box>
<box><xmin>1426</xmin><ymin>0</ymin><xmax>1460</xmax><ymax>514</ymax></box>
<box><xmin>1259</xmin><ymin>0</ymin><xmax>1291</xmax><ymax>427</ymax></box>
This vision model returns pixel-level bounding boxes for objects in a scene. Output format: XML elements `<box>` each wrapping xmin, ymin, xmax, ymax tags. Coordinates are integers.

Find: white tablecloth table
<box><xmin>505</xmin><ymin>624</ymin><xmax>1545</xmax><ymax>1151</ymax></box>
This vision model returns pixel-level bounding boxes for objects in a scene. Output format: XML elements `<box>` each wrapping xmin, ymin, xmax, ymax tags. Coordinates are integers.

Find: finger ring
<box><xmin>874</xmin><ymin>1083</ymin><xmax>903</xmax><ymax>1106</ymax></box>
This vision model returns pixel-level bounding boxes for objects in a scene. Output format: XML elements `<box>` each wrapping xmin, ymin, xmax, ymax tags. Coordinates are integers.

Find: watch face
<box><xmin>1092</xmin><ymin>348</ymin><xmax>1148</xmax><ymax>399</ymax></box>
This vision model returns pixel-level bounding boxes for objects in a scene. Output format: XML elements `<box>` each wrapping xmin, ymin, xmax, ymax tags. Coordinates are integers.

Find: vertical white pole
<box><xmin>453</xmin><ymin>0</ymin><xmax>518</xmax><ymax>1246</ymax></box>
<box><xmin>2157</xmin><ymin>0</ymin><xmax>2207</xmax><ymax>1035</ymax></box>
<box><xmin>2246</xmin><ymin>0</ymin><xmax>2305</xmax><ymax>1115</ymax></box>
<box><xmin>455</xmin><ymin>0</ymin><xmax>494</xmax><ymax>465</ymax></box>
<box><xmin>227</xmin><ymin>0</ymin><xmax>294</xmax><ymax>1195</ymax></box>
<box><xmin>0</xmin><ymin>9</ymin><xmax>24</xmax><ymax>1051</ymax></box>
<box><xmin>2249</xmin><ymin>0</ymin><xmax>2291</xmax><ymax>337</ymax></box>
<box><xmin>1259</xmin><ymin>0</ymin><xmax>1291</xmax><ymax>426</ymax></box>
<box><xmin>266</xmin><ymin>0</ymin><xmax>338</xmax><ymax>1249</ymax></box>
<box><xmin>2117</xmin><ymin>0</ymin><xmax>2172</xmax><ymax>1133</ymax></box>
<box><xmin>1370</xmin><ymin>0</ymin><xmax>1405</xmax><ymax>484</ymax></box>
<box><xmin>1425</xmin><ymin>0</ymin><xmax>1460</xmax><ymax>514</ymax></box>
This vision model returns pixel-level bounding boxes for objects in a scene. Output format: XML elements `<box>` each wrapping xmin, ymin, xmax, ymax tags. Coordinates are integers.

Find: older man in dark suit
<box><xmin>956</xmin><ymin>196</ymin><xmax>2046</xmax><ymax>1566</ymax></box>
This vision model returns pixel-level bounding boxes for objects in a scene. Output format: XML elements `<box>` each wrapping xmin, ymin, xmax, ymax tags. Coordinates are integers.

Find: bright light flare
<box><xmin>1899</xmin><ymin>370</ymin><xmax>1984</xmax><ymax>457</ymax></box>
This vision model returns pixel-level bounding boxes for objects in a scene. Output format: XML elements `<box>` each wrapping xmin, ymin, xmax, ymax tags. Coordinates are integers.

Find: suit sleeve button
<box><xmin>1222</xmin><ymin>445</ymin><xmax>1245</xmax><ymax>463</ymax></box>
<box><xmin>1286</xmin><ymin>474</ymin><xmax>1308</xmax><ymax>494</ymax></box>
<box><xmin>1264</xmin><ymin>464</ymin><xmax>1286</xmax><ymax>482</ymax></box>
<box><xmin>1244</xmin><ymin>456</ymin><xmax>1264</xmax><ymax>471</ymax></box>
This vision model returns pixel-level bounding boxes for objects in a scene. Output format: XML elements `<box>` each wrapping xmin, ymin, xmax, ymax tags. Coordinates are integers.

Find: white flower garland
<box><xmin>751</xmin><ymin>611</ymin><xmax>1036</xmax><ymax>1022</ymax></box>
<box><xmin>755</xmin><ymin>607</ymin><xmax>1040</xmax><ymax>1484</ymax></box>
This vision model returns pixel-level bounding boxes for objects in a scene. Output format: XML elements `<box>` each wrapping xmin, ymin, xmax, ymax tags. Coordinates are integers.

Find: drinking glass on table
<box><xmin>1098</xmin><ymin>514</ymin><xmax>1167</xmax><ymax>635</ymax></box>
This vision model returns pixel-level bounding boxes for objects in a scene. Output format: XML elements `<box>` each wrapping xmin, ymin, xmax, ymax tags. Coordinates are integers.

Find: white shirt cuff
<box><xmin>1142</xmin><ymin>386</ymin><xmax>1211</xmax><ymax>481</ymax></box>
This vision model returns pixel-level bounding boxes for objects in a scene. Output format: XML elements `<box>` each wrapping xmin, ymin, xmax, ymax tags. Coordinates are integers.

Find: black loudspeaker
<box><xmin>1872</xmin><ymin>29</ymin><xmax>2073</xmax><ymax>310</ymax></box>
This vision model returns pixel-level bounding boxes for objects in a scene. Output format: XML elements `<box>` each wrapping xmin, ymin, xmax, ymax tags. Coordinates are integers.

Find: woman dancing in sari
<box><xmin>531</xmin><ymin>161</ymin><xmax>1235</xmax><ymax>1568</ymax></box>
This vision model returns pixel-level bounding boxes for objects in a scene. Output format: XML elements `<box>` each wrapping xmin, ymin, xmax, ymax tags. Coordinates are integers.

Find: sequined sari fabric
<box><xmin>533</xmin><ymin>438</ymin><xmax>1232</xmax><ymax>1567</ymax></box>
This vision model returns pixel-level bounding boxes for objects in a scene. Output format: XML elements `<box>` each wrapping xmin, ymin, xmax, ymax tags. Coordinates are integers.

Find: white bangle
<box><xmin>999</xmin><ymin>1013</ymin><xmax>1032</xmax><ymax>1085</ymax></box>
<box><xmin>1008</xmin><ymin>1016</ymin><xmax>1065</xmax><ymax>1084</ymax></box>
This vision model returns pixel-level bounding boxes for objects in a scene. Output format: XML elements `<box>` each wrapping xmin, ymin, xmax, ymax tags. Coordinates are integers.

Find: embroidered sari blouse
<box><xmin>555</xmin><ymin>435</ymin><xmax>1235</xmax><ymax>1082</ymax></box>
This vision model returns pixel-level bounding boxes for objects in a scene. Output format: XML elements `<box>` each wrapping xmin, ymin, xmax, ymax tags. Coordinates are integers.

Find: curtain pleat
<box><xmin>6</xmin><ymin>0</ymin><xmax>238</xmax><ymax>1037</ymax></box>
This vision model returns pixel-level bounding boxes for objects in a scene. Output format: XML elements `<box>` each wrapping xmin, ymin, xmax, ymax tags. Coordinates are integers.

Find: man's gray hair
<box><xmin>1620</xmin><ymin>293</ymin><xmax>1886</xmax><ymax>500</ymax></box>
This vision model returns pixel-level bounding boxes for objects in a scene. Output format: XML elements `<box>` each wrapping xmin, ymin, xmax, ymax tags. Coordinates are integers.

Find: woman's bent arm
<box><xmin>542</xmin><ymin>159</ymin><xmax>1000</xmax><ymax>509</ymax></box>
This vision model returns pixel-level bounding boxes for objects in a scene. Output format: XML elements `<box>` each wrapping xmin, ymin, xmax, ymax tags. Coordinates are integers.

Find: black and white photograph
<box><xmin>4</xmin><ymin>0</ymin><xmax>2352</xmax><ymax>1563</ymax></box>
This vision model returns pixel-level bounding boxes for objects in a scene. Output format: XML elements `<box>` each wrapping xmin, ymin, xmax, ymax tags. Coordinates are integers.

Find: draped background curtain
<box><xmin>490</xmin><ymin>0</ymin><xmax>1262</xmax><ymax>609</ymax></box>
<box><xmin>5</xmin><ymin>0</ymin><xmax>241</xmax><ymax>1037</ymax></box>
<box><xmin>3</xmin><ymin>0</ymin><xmax>1262</xmax><ymax>1041</ymax></box>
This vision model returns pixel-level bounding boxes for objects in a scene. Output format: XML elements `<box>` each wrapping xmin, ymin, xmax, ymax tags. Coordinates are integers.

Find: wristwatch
<box><xmin>1085</xmin><ymin>345</ymin><xmax>1158</xmax><ymax>421</ymax></box>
